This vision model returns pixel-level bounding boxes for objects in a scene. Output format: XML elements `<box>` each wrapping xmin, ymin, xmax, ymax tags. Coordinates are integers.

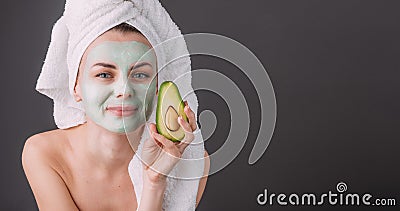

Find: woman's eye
<box><xmin>96</xmin><ymin>73</ymin><xmax>112</xmax><ymax>78</ymax></box>
<box><xmin>131</xmin><ymin>73</ymin><xmax>149</xmax><ymax>79</ymax></box>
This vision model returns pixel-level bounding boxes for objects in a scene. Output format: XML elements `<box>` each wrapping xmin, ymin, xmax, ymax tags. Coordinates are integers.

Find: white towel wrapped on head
<box><xmin>36</xmin><ymin>0</ymin><xmax>205</xmax><ymax>210</ymax></box>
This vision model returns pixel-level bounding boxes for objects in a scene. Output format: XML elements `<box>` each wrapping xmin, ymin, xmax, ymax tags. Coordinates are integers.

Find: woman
<box><xmin>22</xmin><ymin>1</ymin><xmax>209</xmax><ymax>210</ymax></box>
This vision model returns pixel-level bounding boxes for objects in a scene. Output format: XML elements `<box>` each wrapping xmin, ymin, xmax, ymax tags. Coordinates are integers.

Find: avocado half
<box><xmin>156</xmin><ymin>81</ymin><xmax>188</xmax><ymax>142</ymax></box>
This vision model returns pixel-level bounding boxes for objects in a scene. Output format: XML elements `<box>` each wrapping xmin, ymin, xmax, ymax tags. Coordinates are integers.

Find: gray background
<box><xmin>1</xmin><ymin>0</ymin><xmax>399</xmax><ymax>210</ymax></box>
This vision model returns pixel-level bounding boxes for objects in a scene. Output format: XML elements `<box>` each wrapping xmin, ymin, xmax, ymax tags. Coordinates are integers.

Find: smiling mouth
<box><xmin>106</xmin><ymin>105</ymin><xmax>138</xmax><ymax>117</ymax></box>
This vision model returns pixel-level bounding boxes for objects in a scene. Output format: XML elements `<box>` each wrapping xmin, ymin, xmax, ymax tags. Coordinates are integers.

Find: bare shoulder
<box><xmin>202</xmin><ymin>150</ymin><xmax>210</xmax><ymax>180</ymax></box>
<box><xmin>22</xmin><ymin>129</ymin><xmax>78</xmax><ymax>210</ymax></box>
<box><xmin>22</xmin><ymin>129</ymin><xmax>72</xmax><ymax>167</ymax></box>
<box><xmin>196</xmin><ymin>149</ymin><xmax>210</xmax><ymax>208</ymax></box>
<box><xmin>204</xmin><ymin>150</ymin><xmax>210</xmax><ymax>171</ymax></box>
<box><xmin>22</xmin><ymin>129</ymin><xmax>68</xmax><ymax>164</ymax></box>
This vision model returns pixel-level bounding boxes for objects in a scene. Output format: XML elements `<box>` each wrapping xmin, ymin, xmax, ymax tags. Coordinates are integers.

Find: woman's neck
<box><xmin>72</xmin><ymin>119</ymin><xmax>144</xmax><ymax>175</ymax></box>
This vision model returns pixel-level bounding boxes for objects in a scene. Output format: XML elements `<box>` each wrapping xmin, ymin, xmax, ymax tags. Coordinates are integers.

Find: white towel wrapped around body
<box><xmin>36</xmin><ymin>0</ymin><xmax>205</xmax><ymax>210</ymax></box>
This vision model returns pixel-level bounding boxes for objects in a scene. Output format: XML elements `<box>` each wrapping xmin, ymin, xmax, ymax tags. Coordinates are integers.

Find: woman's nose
<box><xmin>114</xmin><ymin>78</ymin><xmax>134</xmax><ymax>99</ymax></box>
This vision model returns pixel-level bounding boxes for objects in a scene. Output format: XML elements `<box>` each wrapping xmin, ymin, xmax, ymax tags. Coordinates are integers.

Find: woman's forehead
<box><xmin>83</xmin><ymin>30</ymin><xmax>153</xmax><ymax>59</ymax></box>
<box><xmin>79</xmin><ymin>30</ymin><xmax>157</xmax><ymax>69</ymax></box>
<box><xmin>86</xmin><ymin>41</ymin><xmax>155</xmax><ymax>62</ymax></box>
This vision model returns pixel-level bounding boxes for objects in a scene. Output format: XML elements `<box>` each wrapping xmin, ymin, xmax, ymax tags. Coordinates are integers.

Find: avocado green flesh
<box><xmin>156</xmin><ymin>81</ymin><xmax>188</xmax><ymax>142</ymax></box>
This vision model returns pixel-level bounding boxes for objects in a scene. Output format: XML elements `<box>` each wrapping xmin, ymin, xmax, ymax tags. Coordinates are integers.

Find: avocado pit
<box><xmin>165</xmin><ymin>106</ymin><xmax>180</xmax><ymax>131</ymax></box>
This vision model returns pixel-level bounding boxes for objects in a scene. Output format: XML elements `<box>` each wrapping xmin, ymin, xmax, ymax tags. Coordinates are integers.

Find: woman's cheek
<box><xmin>133</xmin><ymin>80</ymin><xmax>157</xmax><ymax>118</ymax></box>
<box><xmin>81</xmin><ymin>80</ymin><xmax>111</xmax><ymax>114</ymax></box>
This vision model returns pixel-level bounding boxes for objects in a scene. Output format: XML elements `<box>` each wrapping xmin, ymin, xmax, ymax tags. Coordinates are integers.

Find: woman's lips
<box><xmin>106</xmin><ymin>105</ymin><xmax>138</xmax><ymax>117</ymax></box>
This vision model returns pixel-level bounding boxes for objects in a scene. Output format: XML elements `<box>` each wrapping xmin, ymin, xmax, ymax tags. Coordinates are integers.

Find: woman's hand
<box><xmin>141</xmin><ymin>101</ymin><xmax>197</xmax><ymax>187</ymax></box>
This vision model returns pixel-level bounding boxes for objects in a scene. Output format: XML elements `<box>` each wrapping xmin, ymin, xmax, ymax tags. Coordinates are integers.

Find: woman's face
<box><xmin>75</xmin><ymin>30</ymin><xmax>157</xmax><ymax>133</ymax></box>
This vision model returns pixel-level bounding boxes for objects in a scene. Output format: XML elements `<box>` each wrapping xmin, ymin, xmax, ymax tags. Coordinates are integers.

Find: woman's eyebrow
<box><xmin>92</xmin><ymin>63</ymin><xmax>116</xmax><ymax>69</ymax></box>
<box><xmin>132</xmin><ymin>62</ymin><xmax>152</xmax><ymax>69</ymax></box>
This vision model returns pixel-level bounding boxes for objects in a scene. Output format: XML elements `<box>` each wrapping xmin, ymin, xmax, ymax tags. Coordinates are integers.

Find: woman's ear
<box><xmin>73</xmin><ymin>82</ymin><xmax>82</xmax><ymax>102</ymax></box>
<box><xmin>74</xmin><ymin>64</ymin><xmax>84</xmax><ymax>102</ymax></box>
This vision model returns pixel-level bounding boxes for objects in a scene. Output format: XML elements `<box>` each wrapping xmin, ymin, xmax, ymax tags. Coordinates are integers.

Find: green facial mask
<box><xmin>79</xmin><ymin>41</ymin><xmax>157</xmax><ymax>133</ymax></box>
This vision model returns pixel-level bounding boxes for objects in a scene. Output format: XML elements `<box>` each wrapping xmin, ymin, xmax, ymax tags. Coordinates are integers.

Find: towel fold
<box><xmin>36</xmin><ymin>0</ymin><xmax>205</xmax><ymax>210</ymax></box>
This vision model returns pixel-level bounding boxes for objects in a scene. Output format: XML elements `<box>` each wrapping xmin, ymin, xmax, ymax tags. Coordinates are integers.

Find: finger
<box><xmin>151</xmin><ymin>130</ymin><xmax>176</xmax><ymax>150</ymax></box>
<box><xmin>177</xmin><ymin>116</ymin><xmax>195</xmax><ymax>151</ymax></box>
<box><xmin>150</xmin><ymin>150</ymin><xmax>181</xmax><ymax>176</ymax></box>
<box><xmin>148</xmin><ymin>123</ymin><xmax>162</xmax><ymax>148</ymax></box>
<box><xmin>148</xmin><ymin>123</ymin><xmax>158</xmax><ymax>134</ymax></box>
<box><xmin>178</xmin><ymin>115</ymin><xmax>193</xmax><ymax>134</ymax></box>
<box><xmin>184</xmin><ymin>101</ymin><xmax>197</xmax><ymax>131</ymax></box>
